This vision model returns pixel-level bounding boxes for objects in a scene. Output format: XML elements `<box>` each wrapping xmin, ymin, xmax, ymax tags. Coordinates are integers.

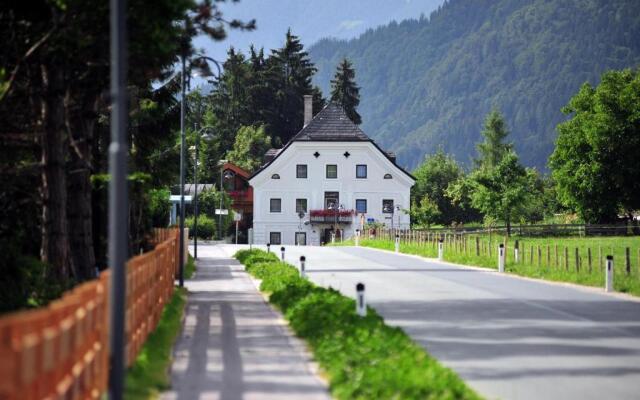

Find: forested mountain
<box><xmin>309</xmin><ymin>0</ymin><xmax>640</xmax><ymax>170</ymax></box>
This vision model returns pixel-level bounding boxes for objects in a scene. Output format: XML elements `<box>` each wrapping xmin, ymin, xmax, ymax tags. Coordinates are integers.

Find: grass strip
<box><xmin>185</xmin><ymin>254</ymin><xmax>196</xmax><ymax>279</ymax></box>
<box><xmin>343</xmin><ymin>237</ymin><xmax>640</xmax><ymax>296</ymax></box>
<box><xmin>124</xmin><ymin>287</ymin><xmax>187</xmax><ymax>399</ymax></box>
<box><xmin>234</xmin><ymin>249</ymin><xmax>481</xmax><ymax>400</ymax></box>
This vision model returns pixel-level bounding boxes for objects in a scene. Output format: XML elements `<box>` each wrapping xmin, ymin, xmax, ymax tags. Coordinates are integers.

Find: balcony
<box><xmin>309</xmin><ymin>209</ymin><xmax>355</xmax><ymax>224</ymax></box>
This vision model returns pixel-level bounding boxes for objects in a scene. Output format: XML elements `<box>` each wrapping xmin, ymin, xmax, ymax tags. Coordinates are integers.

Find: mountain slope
<box><xmin>309</xmin><ymin>0</ymin><xmax>640</xmax><ymax>170</ymax></box>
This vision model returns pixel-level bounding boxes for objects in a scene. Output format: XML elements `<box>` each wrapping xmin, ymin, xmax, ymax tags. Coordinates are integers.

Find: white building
<box><xmin>249</xmin><ymin>97</ymin><xmax>415</xmax><ymax>245</ymax></box>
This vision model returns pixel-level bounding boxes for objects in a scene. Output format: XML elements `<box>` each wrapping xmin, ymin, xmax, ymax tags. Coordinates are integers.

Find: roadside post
<box><xmin>300</xmin><ymin>255</ymin><xmax>306</xmax><ymax>278</ymax></box>
<box><xmin>281</xmin><ymin>246</ymin><xmax>285</xmax><ymax>261</ymax></box>
<box><xmin>331</xmin><ymin>232</ymin><xmax>335</xmax><ymax>244</ymax></box>
<box><xmin>395</xmin><ymin>234</ymin><xmax>400</xmax><ymax>253</ymax></box>
<box><xmin>499</xmin><ymin>243</ymin><xmax>505</xmax><ymax>273</ymax></box>
<box><xmin>267</xmin><ymin>243</ymin><xmax>271</xmax><ymax>253</ymax></box>
<box><xmin>514</xmin><ymin>240</ymin><xmax>519</xmax><ymax>263</ymax></box>
<box><xmin>438</xmin><ymin>238</ymin><xmax>444</xmax><ymax>261</ymax></box>
<box><xmin>233</xmin><ymin>212</ymin><xmax>241</xmax><ymax>244</ymax></box>
<box><xmin>248</xmin><ymin>228</ymin><xmax>253</xmax><ymax>251</ymax></box>
<box><xmin>355</xmin><ymin>229</ymin><xmax>360</xmax><ymax>247</ymax></box>
<box><xmin>605</xmin><ymin>255</ymin><xmax>614</xmax><ymax>292</ymax></box>
<box><xmin>356</xmin><ymin>283</ymin><xmax>366</xmax><ymax>317</ymax></box>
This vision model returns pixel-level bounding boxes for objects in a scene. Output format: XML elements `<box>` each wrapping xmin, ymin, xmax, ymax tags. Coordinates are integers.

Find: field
<box><xmin>339</xmin><ymin>234</ymin><xmax>640</xmax><ymax>296</ymax></box>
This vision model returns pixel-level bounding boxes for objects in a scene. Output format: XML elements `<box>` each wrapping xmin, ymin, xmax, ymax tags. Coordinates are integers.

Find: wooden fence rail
<box><xmin>0</xmin><ymin>228</ymin><xmax>179</xmax><ymax>400</ymax></box>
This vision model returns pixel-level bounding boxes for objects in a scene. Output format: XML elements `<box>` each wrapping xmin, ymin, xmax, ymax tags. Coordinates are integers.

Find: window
<box><xmin>355</xmin><ymin>199</ymin><xmax>367</xmax><ymax>213</ymax></box>
<box><xmin>269</xmin><ymin>232</ymin><xmax>281</xmax><ymax>245</ymax></box>
<box><xmin>271</xmin><ymin>174</ymin><xmax>280</xmax><ymax>179</ymax></box>
<box><xmin>356</xmin><ymin>164</ymin><xmax>367</xmax><ymax>179</ymax></box>
<box><xmin>382</xmin><ymin>199</ymin><xmax>394</xmax><ymax>213</ymax></box>
<box><xmin>326</xmin><ymin>164</ymin><xmax>337</xmax><ymax>179</ymax></box>
<box><xmin>384</xmin><ymin>173</ymin><xmax>392</xmax><ymax>179</ymax></box>
<box><xmin>295</xmin><ymin>232</ymin><xmax>307</xmax><ymax>246</ymax></box>
<box><xmin>270</xmin><ymin>198</ymin><xmax>281</xmax><ymax>213</ymax></box>
<box><xmin>296</xmin><ymin>198</ymin><xmax>308</xmax><ymax>213</ymax></box>
<box><xmin>296</xmin><ymin>164</ymin><xmax>307</xmax><ymax>178</ymax></box>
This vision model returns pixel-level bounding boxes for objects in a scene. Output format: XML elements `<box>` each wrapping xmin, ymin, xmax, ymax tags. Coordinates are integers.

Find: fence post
<box><xmin>475</xmin><ymin>237</ymin><xmax>480</xmax><ymax>256</ymax></box>
<box><xmin>588</xmin><ymin>247</ymin><xmax>592</xmax><ymax>273</ymax></box>
<box><xmin>546</xmin><ymin>245</ymin><xmax>550</xmax><ymax>269</ymax></box>
<box><xmin>395</xmin><ymin>234</ymin><xmax>400</xmax><ymax>253</ymax></box>
<box><xmin>555</xmin><ymin>244</ymin><xmax>558</xmax><ymax>268</ymax></box>
<box><xmin>356</xmin><ymin>283</ymin><xmax>366</xmax><ymax>317</ymax></box>
<box><xmin>537</xmin><ymin>246</ymin><xmax>541</xmax><ymax>268</ymax></box>
<box><xmin>626</xmin><ymin>247</ymin><xmax>631</xmax><ymax>275</ymax></box>
<box><xmin>564</xmin><ymin>247</ymin><xmax>569</xmax><ymax>270</ymax></box>
<box><xmin>438</xmin><ymin>238</ymin><xmax>444</xmax><ymax>261</ymax></box>
<box><xmin>605</xmin><ymin>255</ymin><xmax>614</xmax><ymax>292</ymax></box>
<box><xmin>574</xmin><ymin>248</ymin><xmax>579</xmax><ymax>272</ymax></box>
<box><xmin>498</xmin><ymin>243</ymin><xmax>505</xmax><ymax>273</ymax></box>
<box><xmin>530</xmin><ymin>245</ymin><xmax>534</xmax><ymax>264</ymax></box>
<box><xmin>299</xmin><ymin>256</ymin><xmax>306</xmax><ymax>278</ymax></box>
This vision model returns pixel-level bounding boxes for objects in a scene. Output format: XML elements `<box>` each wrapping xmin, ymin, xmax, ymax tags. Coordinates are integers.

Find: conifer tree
<box><xmin>330</xmin><ymin>58</ymin><xmax>362</xmax><ymax>125</ymax></box>
<box><xmin>476</xmin><ymin>109</ymin><xmax>512</xmax><ymax>169</ymax></box>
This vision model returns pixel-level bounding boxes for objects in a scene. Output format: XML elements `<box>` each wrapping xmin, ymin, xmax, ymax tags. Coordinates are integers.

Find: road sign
<box><xmin>367</xmin><ymin>218</ymin><xmax>375</xmax><ymax>223</ymax></box>
<box><xmin>233</xmin><ymin>212</ymin><xmax>242</xmax><ymax>221</ymax></box>
<box><xmin>215</xmin><ymin>209</ymin><xmax>229</xmax><ymax>215</ymax></box>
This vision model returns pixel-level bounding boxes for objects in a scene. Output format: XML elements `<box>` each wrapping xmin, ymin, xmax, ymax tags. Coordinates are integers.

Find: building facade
<box><xmin>249</xmin><ymin>100</ymin><xmax>415</xmax><ymax>245</ymax></box>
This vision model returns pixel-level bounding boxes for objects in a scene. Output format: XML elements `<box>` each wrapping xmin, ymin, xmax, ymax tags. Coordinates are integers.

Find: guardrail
<box><xmin>0</xmin><ymin>228</ymin><xmax>179</xmax><ymax>399</ymax></box>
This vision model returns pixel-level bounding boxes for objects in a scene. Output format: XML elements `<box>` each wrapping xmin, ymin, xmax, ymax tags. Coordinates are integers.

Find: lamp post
<box><xmin>179</xmin><ymin>54</ymin><xmax>221</xmax><ymax>287</ymax></box>
<box><xmin>217</xmin><ymin>160</ymin><xmax>233</xmax><ymax>240</ymax></box>
<box><xmin>191</xmin><ymin>125</ymin><xmax>214</xmax><ymax>260</ymax></box>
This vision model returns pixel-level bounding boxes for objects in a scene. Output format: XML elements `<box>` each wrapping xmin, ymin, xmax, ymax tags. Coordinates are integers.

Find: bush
<box><xmin>234</xmin><ymin>249</ymin><xmax>481</xmax><ymax>400</ymax></box>
<box><xmin>148</xmin><ymin>187</ymin><xmax>171</xmax><ymax>227</ymax></box>
<box><xmin>185</xmin><ymin>215</ymin><xmax>216</xmax><ymax>239</ymax></box>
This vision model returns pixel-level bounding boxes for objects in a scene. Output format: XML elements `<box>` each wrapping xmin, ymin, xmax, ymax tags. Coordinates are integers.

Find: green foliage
<box><xmin>197</xmin><ymin>188</ymin><xmax>233</xmax><ymax>238</ymax></box>
<box><xmin>148</xmin><ymin>188</ymin><xmax>171</xmax><ymax>228</ymax></box>
<box><xmin>330</xmin><ymin>58</ymin><xmax>362</xmax><ymax>124</ymax></box>
<box><xmin>476</xmin><ymin>109</ymin><xmax>513</xmax><ymax>169</ymax></box>
<box><xmin>468</xmin><ymin>151</ymin><xmax>540</xmax><ymax>233</ymax></box>
<box><xmin>234</xmin><ymin>250</ymin><xmax>481</xmax><ymax>400</ymax></box>
<box><xmin>226</xmin><ymin>125</ymin><xmax>272</xmax><ymax>172</ymax></box>
<box><xmin>410</xmin><ymin>197</ymin><xmax>440</xmax><ymax>228</ymax></box>
<box><xmin>549</xmin><ymin>68</ymin><xmax>640</xmax><ymax>223</ymax></box>
<box><xmin>309</xmin><ymin>0</ymin><xmax>640</xmax><ymax>170</ymax></box>
<box><xmin>125</xmin><ymin>287</ymin><xmax>187</xmax><ymax>399</ymax></box>
<box><xmin>185</xmin><ymin>215</ymin><xmax>216</xmax><ymax>240</ymax></box>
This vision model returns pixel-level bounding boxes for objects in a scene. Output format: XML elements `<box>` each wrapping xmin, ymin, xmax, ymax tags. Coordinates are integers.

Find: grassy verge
<box><xmin>125</xmin><ymin>287</ymin><xmax>187</xmax><ymax>399</ymax></box>
<box><xmin>185</xmin><ymin>254</ymin><xmax>196</xmax><ymax>279</ymax></box>
<box><xmin>234</xmin><ymin>249</ymin><xmax>481</xmax><ymax>400</ymax></box>
<box><xmin>343</xmin><ymin>236</ymin><xmax>640</xmax><ymax>296</ymax></box>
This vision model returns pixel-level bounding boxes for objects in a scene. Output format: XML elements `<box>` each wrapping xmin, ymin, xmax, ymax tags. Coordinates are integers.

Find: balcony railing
<box><xmin>309</xmin><ymin>209</ymin><xmax>355</xmax><ymax>224</ymax></box>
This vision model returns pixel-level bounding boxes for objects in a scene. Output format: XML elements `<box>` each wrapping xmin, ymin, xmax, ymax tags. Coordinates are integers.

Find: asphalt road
<box><xmin>219</xmin><ymin>244</ymin><xmax>640</xmax><ymax>400</ymax></box>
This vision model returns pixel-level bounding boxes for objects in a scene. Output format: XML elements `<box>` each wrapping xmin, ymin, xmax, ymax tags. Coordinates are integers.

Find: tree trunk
<box><xmin>66</xmin><ymin>94</ymin><xmax>98</xmax><ymax>280</ymax></box>
<box><xmin>40</xmin><ymin>63</ymin><xmax>74</xmax><ymax>282</ymax></box>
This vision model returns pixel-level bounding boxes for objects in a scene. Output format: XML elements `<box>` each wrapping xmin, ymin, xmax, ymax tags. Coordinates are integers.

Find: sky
<box><xmin>193</xmin><ymin>0</ymin><xmax>445</xmax><ymax>69</ymax></box>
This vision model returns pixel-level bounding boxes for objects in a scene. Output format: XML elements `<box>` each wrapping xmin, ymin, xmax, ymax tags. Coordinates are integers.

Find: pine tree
<box><xmin>330</xmin><ymin>58</ymin><xmax>362</xmax><ymax>124</ymax></box>
<box><xmin>476</xmin><ymin>109</ymin><xmax>512</xmax><ymax>169</ymax></box>
<box><xmin>264</xmin><ymin>29</ymin><xmax>324</xmax><ymax>144</ymax></box>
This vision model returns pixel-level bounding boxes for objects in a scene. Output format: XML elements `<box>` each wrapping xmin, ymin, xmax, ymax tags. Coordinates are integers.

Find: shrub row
<box><xmin>234</xmin><ymin>249</ymin><xmax>481</xmax><ymax>400</ymax></box>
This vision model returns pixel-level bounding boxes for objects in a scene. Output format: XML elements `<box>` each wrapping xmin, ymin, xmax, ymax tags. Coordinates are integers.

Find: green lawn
<box><xmin>124</xmin><ymin>287</ymin><xmax>187</xmax><ymax>399</ymax></box>
<box><xmin>343</xmin><ymin>235</ymin><xmax>640</xmax><ymax>296</ymax></box>
<box><xmin>234</xmin><ymin>249</ymin><xmax>481</xmax><ymax>400</ymax></box>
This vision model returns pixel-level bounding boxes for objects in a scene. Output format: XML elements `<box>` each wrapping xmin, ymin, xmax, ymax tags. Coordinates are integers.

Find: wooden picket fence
<box><xmin>0</xmin><ymin>228</ymin><xmax>179</xmax><ymax>400</ymax></box>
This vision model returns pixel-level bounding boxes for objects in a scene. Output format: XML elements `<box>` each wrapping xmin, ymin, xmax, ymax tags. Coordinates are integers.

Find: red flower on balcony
<box><xmin>310</xmin><ymin>209</ymin><xmax>355</xmax><ymax>217</ymax></box>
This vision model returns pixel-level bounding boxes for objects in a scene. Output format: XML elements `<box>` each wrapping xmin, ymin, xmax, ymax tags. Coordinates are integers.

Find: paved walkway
<box><xmin>161</xmin><ymin>245</ymin><xmax>330</xmax><ymax>400</ymax></box>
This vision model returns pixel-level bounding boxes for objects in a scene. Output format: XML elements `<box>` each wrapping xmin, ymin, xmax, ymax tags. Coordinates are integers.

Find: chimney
<box><xmin>303</xmin><ymin>95</ymin><xmax>313</xmax><ymax>127</ymax></box>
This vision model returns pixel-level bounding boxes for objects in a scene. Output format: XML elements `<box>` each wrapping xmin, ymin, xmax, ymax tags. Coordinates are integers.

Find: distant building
<box><xmin>249</xmin><ymin>96</ymin><xmax>415</xmax><ymax>245</ymax></box>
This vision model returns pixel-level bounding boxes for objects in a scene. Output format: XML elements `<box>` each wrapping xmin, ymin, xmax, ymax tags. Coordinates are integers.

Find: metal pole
<box><xmin>178</xmin><ymin>53</ymin><xmax>186</xmax><ymax>288</ymax></box>
<box><xmin>218</xmin><ymin>167</ymin><xmax>223</xmax><ymax>240</ymax></box>
<box><xmin>194</xmin><ymin>134</ymin><xmax>199</xmax><ymax>259</ymax></box>
<box><xmin>108</xmin><ymin>0</ymin><xmax>128</xmax><ymax>397</ymax></box>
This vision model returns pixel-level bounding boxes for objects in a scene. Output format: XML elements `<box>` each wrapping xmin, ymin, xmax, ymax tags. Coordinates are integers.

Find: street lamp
<box><xmin>217</xmin><ymin>160</ymin><xmax>234</xmax><ymax>240</ymax></box>
<box><xmin>179</xmin><ymin>53</ymin><xmax>221</xmax><ymax>287</ymax></box>
<box><xmin>191</xmin><ymin>124</ymin><xmax>214</xmax><ymax>260</ymax></box>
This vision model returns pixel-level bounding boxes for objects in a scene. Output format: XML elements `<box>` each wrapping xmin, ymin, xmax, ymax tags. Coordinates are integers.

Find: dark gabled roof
<box><xmin>292</xmin><ymin>102</ymin><xmax>370</xmax><ymax>142</ymax></box>
<box><xmin>249</xmin><ymin>102</ymin><xmax>415</xmax><ymax>182</ymax></box>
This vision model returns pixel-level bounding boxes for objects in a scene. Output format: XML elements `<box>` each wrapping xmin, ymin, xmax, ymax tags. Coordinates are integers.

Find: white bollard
<box><xmin>438</xmin><ymin>238</ymin><xmax>444</xmax><ymax>261</ymax></box>
<box><xmin>331</xmin><ymin>232</ymin><xmax>335</xmax><ymax>244</ymax></box>
<box><xmin>299</xmin><ymin>255</ymin><xmax>306</xmax><ymax>278</ymax></box>
<box><xmin>498</xmin><ymin>243</ymin><xmax>505</xmax><ymax>273</ymax></box>
<box><xmin>355</xmin><ymin>229</ymin><xmax>360</xmax><ymax>247</ymax></box>
<box><xmin>514</xmin><ymin>240</ymin><xmax>519</xmax><ymax>263</ymax></box>
<box><xmin>266</xmin><ymin>243</ymin><xmax>271</xmax><ymax>253</ymax></box>
<box><xmin>605</xmin><ymin>255</ymin><xmax>614</xmax><ymax>292</ymax></box>
<box><xmin>356</xmin><ymin>282</ymin><xmax>366</xmax><ymax>317</ymax></box>
<box><xmin>249</xmin><ymin>228</ymin><xmax>253</xmax><ymax>251</ymax></box>
<box><xmin>395</xmin><ymin>234</ymin><xmax>400</xmax><ymax>253</ymax></box>
<box><xmin>281</xmin><ymin>246</ymin><xmax>285</xmax><ymax>261</ymax></box>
